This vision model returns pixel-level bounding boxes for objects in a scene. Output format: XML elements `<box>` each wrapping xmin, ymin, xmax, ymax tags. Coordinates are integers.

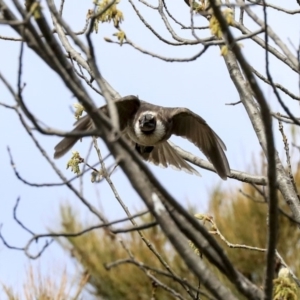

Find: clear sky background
<box><xmin>0</xmin><ymin>0</ymin><xmax>299</xmax><ymax>298</ymax></box>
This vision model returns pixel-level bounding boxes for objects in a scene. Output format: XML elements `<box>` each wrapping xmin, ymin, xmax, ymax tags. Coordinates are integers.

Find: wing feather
<box><xmin>54</xmin><ymin>96</ymin><xmax>140</xmax><ymax>158</ymax></box>
<box><xmin>169</xmin><ymin>108</ymin><xmax>230</xmax><ymax>179</ymax></box>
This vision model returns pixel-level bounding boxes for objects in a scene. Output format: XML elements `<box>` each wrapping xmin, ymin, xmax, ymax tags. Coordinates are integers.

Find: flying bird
<box><xmin>54</xmin><ymin>95</ymin><xmax>230</xmax><ymax>179</ymax></box>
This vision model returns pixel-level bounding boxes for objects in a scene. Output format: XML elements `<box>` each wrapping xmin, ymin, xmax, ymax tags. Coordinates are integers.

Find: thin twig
<box><xmin>277</xmin><ymin>117</ymin><xmax>299</xmax><ymax>200</ymax></box>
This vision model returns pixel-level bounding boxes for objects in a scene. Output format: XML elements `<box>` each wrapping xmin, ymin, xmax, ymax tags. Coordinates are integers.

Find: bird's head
<box><xmin>138</xmin><ymin>113</ymin><xmax>156</xmax><ymax>132</ymax></box>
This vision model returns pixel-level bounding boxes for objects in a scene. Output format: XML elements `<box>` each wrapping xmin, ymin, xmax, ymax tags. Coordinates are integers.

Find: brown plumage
<box><xmin>54</xmin><ymin>95</ymin><xmax>230</xmax><ymax>179</ymax></box>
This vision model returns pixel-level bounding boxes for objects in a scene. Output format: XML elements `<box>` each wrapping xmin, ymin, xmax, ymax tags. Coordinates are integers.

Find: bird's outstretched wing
<box><xmin>139</xmin><ymin>141</ymin><xmax>200</xmax><ymax>176</ymax></box>
<box><xmin>54</xmin><ymin>96</ymin><xmax>140</xmax><ymax>158</ymax></box>
<box><xmin>168</xmin><ymin>108</ymin><xmax>230</xmax><ymax>179</ymax></box>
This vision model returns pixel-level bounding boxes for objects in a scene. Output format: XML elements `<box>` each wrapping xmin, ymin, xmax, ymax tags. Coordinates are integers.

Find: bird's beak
<box><xmin>139</xmin><ymin>115</ymin><xmax>156</xmax><ymax>131</ymax></box>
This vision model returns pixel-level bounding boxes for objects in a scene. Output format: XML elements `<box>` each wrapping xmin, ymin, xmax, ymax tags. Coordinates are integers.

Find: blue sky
<box><xmin>0</xmin><ymin>0</ymin><xmax>299</xmax><ymax>297</ymax></box>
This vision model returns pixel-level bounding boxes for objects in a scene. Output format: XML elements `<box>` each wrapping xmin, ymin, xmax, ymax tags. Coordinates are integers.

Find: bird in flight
<box><xmin>54</xmin><ymin>95</ymin><xmax>230</xmax><ymax>179</ymax></box>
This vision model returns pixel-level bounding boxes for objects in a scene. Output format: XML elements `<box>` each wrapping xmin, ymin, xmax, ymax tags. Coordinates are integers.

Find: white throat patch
<box><xmin>133</xmin><ymin>112</ymin><xmax>166</xmax><ymax>146</ymax></box>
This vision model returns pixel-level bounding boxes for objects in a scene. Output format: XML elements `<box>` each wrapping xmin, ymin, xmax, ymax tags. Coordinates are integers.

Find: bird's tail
<box><xmin>54</xmin><ymin>115</ymin><xmax>92</xmax><ymax>159</ymax></box>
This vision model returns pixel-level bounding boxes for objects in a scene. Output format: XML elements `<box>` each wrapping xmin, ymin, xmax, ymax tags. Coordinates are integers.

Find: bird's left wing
<box><xmin>168</xmin><ymin>108</ymin><xmax>230</xmax><ymax>179</ymax></box>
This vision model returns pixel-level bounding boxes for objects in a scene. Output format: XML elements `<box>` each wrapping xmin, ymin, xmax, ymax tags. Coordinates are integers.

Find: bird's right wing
<box><xmin>54</xmin><ymin>96</ymin><xmax>140</xmax><ymax>158</ymax></box>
